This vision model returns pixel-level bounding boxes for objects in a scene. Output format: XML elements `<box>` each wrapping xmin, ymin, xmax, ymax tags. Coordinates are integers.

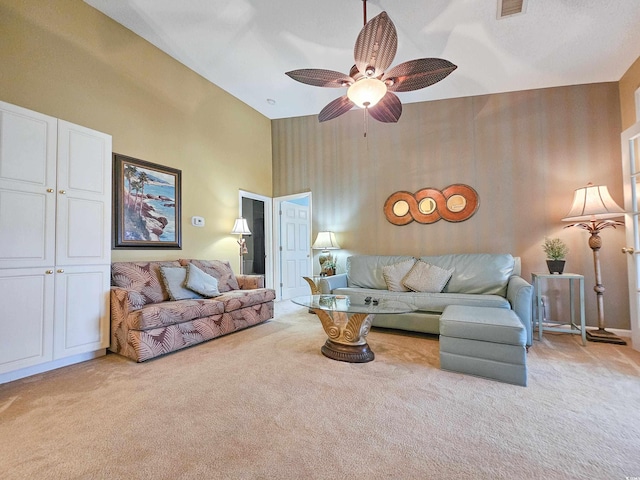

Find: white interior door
<box><xmin>621</xmin><ymin>120</ymin><xmax>640</xmax><ymax>352</ymax></box>
<box><xmin>276</xmin><ymin>195</ymin><xmax>311</xmax><ymax>300</ymax></box>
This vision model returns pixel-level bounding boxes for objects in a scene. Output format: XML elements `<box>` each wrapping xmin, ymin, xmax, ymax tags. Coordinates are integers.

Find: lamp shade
<box><xmin>312</xmin><ymin>231</ymin><xmax>340</xmax><ymax>250</ymax></box>
<box><xmin>231</xmin><ymin>218</ymin><xmax>251</xmax><ymax>235</ymax></box>
<box><xmin>562</xmin><ymin>183</ymin><xmax>625</xmax><ymax>222</ymax></box>
<box><xmin>347</xmin><ymin>78</ymin><xmax>387</xmax><ymax>108</ymax></box>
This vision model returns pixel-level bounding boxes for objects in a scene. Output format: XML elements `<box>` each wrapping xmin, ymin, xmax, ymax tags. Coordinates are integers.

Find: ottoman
<box><xmin>439</xmin><ymin>305</ymin><xmax>528</xmax><ymax>386</ymax></box>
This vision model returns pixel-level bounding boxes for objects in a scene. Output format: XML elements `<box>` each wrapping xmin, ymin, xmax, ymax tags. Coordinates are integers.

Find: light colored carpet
<box><xmin>1</xmin><ymin>300</ymin><xmax>640</xmax><ymax>480</ymax></box>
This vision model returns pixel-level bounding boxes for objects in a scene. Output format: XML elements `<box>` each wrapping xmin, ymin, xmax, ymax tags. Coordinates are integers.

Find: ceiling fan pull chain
<box><xmin>364</xmin><ymin>107</ymin><xmax>368</xmax><ymax>137</ymax></box>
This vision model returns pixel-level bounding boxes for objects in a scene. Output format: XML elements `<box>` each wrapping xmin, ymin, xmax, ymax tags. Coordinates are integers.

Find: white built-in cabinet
<box><xmin>0</xmin><ymin>101</ymin><xmax>111</xmax><ymax>382</ymax></box>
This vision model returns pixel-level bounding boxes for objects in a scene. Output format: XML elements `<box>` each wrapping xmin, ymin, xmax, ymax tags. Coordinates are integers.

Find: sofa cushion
<box><xmin>332</xmin><ymin>287</ymin><xmax>510</xmax><ymax>313</ymax></box>
<box><xmin>185</xmin><ymin>263</ymin><xmax>221</xmax><ymax>297</ymax></box>
<box><xmin>418</xmin><ymin>253</ymin><xmax>515</xmax><ymax>296</ymax></box>
<box><xmin>440</xmin><ymin>305</ymin><xmax>526</xmax><ymax>346</ymax></box>
<box><xmin>213</xmin><ymin>288</ymin><xmax>277</xmax><ymax>313</ymax></box>
<box><xmin>402</xmin><ymin>261</ymin><xmax>453</xmax><ymax>293</ymax></box>
<box><xmin>159</xmin><ymin>266</ymin><xmax>203</xmax><ymax>301</ymax></box>
<box><xmin>112</xmin><ymin>261</ymin><xmax>181</xmax><ymax>306</ymax></box>
<box><xmin>136</xmin><ymin>298</ymin><xmax>225</xmax><ymax>330</ymax></box>
<box><xmin>382</xmin><ymin>259</ymin><xmax>416</xmax><ymax>292</ymax></box>
<box><xmin>179</xmin><ymin>259</ymin><xmax>240</xmax><ymax>292</ymax></box>
<box><xmin>347</xmin><ymin>255</ymin><xmax>416</xmax><ymax>290</ymax></box>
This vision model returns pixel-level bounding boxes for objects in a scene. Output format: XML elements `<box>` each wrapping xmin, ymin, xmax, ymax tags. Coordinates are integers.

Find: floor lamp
<box><xmin>231</xmin><ymin>217</ymin><xmax>252</xmax><ymax>274</ymax></box>
<box><xmin>562</xmin><ymin>183</ymin><xmax>626</xmax><ymax>344</ymax></box>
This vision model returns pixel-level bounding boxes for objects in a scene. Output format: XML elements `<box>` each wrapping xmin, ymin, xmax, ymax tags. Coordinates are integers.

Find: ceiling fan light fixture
<box><xmin>347</xmin><ymin>77</ymin><xmax>387</xmax><ymax>108</ymax></box>
<box><xmin>285</xmin><ymin>4</ymin><xmax>456</xmax><ymax>124</ymax></box>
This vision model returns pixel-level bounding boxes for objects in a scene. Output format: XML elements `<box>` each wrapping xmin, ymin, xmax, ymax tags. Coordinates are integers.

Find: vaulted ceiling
<box><xmin>84</xmin><ymin>0</ymin><xmax>640</xmax><ymax>120</ymax></box>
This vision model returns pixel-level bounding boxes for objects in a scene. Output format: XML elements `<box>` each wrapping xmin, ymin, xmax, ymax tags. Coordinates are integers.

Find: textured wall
<box><xmin>273</xmin><ymin>83</ymin><xmax>629</xmax><ymax>330</ymax></box>
<box><xmin>619</xmin><ymin>56</ymin><xmax>640</xmax><ymax>129</ymax></box>
<box><xmin>0</xmin><ymin>0</ymin><xmax>272</xmax><ymax>268</ymax></box>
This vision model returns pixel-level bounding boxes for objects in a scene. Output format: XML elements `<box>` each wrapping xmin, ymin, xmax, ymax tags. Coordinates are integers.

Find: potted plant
<box><xmin>321</xmin><ymin>259</ymin><xmax>336</xmax><ymax>276</ymax></box>
<box><xmin>542</xmin><ymin>237</ymin><xmax>568</xmax><ymax>274</ymax></box>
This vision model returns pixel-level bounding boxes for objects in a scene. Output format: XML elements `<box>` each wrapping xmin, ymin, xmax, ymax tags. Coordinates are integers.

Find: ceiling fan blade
<box><xmin>354</xmin><ymin>12</ymin><xmax>398</xmax><ymax>78</ymax></box>
<box><xmin>318</xmin><ymin>96</ymin><xmax>355</xmax><ymax>122</ymax></box>
<box><xmin>383</xmin><ymin>58</ymin><xmax>457</xmax><ymax>92</ymax></box>
<box><xmin>286</xmin><ymin>69</ymin><xmax>353</xmax><ymax>88</ymax></box>
<box><xmin>368</xmin><ymin>92</ymin><xmax>402</xmax><ymax>123</ymax></box>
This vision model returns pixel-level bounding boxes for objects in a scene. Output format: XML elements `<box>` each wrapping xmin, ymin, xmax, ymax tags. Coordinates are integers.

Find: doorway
<box><xmin>239</xmin><ymin>191</ymin><xmax>272</xmax><ymax>289</ymax></box>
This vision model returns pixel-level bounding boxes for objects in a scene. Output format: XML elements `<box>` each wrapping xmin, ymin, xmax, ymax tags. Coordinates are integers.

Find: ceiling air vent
<box><xmin>497</xmin><ymin>0</ymin><xmax>527</xmax><ymax>18</ymax></box>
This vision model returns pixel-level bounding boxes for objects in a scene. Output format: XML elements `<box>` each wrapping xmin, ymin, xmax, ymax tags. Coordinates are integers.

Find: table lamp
<box><xmin>312</xmin><ymin>231</ymin><xmax>341</xmax><ymax>275</ymax></box>
<box><xmin>562</xmin><ymin>183</ymin><xmax>625</xmax><ymax>344</ymax></box>
<box><xmin>231</xmin><ymin>217</ymin><xmax>251</xmax><ymax>274</ymax></box>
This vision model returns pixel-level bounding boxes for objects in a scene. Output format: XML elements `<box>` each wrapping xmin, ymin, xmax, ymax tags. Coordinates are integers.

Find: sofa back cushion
<box><xmin>347</xmin><ymin>255</ymin><xmax>416</xmax><ymax>290</ymax></box>
<box><xmin>178</xmin><ymin>259</ymin><xmax>240</xmax><ymax>292</ymax></box>
<box><xmin>111</xmin><ymin>261</ymin><xmax>181</xmax><ymax>307</ymax></box>
<box><xmin>418</xmin><ymin>253</ymin><xmax>515</xmax><ymax>296</ymax></box>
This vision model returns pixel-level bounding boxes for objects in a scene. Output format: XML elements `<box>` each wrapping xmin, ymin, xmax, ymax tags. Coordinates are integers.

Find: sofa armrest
<box><xmin>236</xmin><ymin>274</ymin><xmax>265</xmax><ymax>289</ymax></box>
<box><xmin>507</xmin><ymin>275</ymin><xmax>533</xmax><ymax>346</ymax></box>
<box><xmin>318</xmin><ymin>273</ymin><xmax>348</xmax><ymax>294</ymax></box>
<box><xmin>110</xmin><ymin>286</ymin><xmax>144</xmax><ymax>312</ymax></box>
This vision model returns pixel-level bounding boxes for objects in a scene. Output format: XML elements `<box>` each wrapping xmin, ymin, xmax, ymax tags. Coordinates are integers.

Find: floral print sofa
<box><xmin>110</xmin><ymin>259</ymin><xmax>275</xmax><ymax>362</ymax></box>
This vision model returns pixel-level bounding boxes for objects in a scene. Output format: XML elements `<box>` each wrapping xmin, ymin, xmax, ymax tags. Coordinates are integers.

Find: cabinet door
<box><xmin>0</xmin><ymin>101</ymin><xmax>57</xmax><ymax>269</ymax></box>
<box><xmin>0</xmin><ymin>268</ymin><xmax>55</xmax><ymax>374</ymax></box>
<box><xmin>56</xmin><ymin>121</ymin><xmax>112</xmax><ymax>266</ymax></box>
<box><xmin>53</xmin><ymin>264</ymin><xmax>110</xmax><ymax>359</ymax></box>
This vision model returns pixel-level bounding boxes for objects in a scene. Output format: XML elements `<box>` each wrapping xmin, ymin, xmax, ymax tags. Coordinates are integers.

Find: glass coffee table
<box><xmin>291</xmin><ymin>295</ymin><xmax>416</xmax><ymax>363</ymax></box>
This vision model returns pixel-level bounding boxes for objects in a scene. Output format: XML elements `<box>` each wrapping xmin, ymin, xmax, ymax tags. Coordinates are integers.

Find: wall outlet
<box><xmin>191</xmin><ymin>216</ymin><xmax>205</xmax><ymax>227</ymax></box>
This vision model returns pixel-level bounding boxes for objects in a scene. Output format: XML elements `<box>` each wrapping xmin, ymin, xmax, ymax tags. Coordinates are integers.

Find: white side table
<box><xmin>531</xmin><ymin>272</ymin><xmax>586</xmax><ymax>346</ymax></box>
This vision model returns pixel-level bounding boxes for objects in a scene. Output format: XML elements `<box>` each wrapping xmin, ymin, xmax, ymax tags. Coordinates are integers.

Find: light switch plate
<box><xmin>191</xmin><ymin>216</ymin><xmax>205</xmax><ymax>227</ymax></box>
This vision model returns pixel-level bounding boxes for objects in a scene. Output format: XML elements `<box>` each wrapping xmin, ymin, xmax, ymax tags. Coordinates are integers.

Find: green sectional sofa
<box><xmin>318</xmin><ymin>253</ymin><xmax>533</xmax><ymax>346</ymax></box>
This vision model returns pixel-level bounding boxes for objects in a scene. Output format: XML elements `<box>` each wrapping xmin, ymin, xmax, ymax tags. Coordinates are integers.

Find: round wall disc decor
<box><xmin>383</xmin><ymin>184</ymin><xmax>479</xmax><ymax>225</ymax></box>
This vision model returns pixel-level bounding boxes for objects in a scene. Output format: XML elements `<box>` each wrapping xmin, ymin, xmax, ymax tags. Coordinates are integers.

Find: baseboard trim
<box><xmin>0</xmin><ymin>350</ymin><xmax>106</xmax><ymax>385</ymax></box>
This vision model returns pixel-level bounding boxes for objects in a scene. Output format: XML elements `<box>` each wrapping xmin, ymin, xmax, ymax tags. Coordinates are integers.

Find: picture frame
<box><xmin>113</xmin><ymin>153</ymin><xmax>182</xmax><ymax>249</ymax></box>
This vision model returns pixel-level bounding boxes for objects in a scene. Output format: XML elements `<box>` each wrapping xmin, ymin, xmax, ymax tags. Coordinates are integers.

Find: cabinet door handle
<box><xmin>59</xmin><ymin>190</ymin><xmax>66</xmax><ymax>194</ymax></box>
<box><xmin>622</xmin><ymin>247</ymin><xmax>635</xmax><ymax>254</ymax></box>
<box><xmin>46</xmin><ymin>188</ymin><xmax>54</xmax><ymax>193</ymax></box>
<box><xmin>57</xmin><ymin>269</ymin><xmax>64</xmax><ymax>273</ymax></box>
<box><xmin>45</xmin><ymin>270</ymin><xmax>54</xmax><ymax>274</ymax></box>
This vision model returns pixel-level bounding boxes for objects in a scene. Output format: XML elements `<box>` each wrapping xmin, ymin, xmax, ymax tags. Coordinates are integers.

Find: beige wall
<box><xmin>0</xmin><ymin>0</ymin><xmax>272</xmax><ymax>268</ymax></box>
<box><xmin>1</xmin><ymin>0</ymin><xmax>633</xmax><ymax>330</ymax></box>
<box><xmin>273</xmin><ymin>83</ymin><xmax>630</xmax><ymax>330</ymax></box>
<box><xmin>619</xmin><ymin>56</ymin><xmax>640</xmax><ymax>129</ymax></box>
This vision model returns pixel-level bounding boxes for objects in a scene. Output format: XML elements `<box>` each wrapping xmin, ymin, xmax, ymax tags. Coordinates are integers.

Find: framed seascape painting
<box><xmin>113</xmin><ymin>153</ymin><xmax>182</xmax><ymax>249</ymax></box>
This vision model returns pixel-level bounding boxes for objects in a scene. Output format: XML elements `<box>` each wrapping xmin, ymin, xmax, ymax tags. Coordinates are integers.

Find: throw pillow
<box><xmin>185</xmin><ymin>263</ymin><xmax>221</xmax><ymax>297</ymax></box>
<box><xmin>402</xmin><ymin>261</ymin><xmax>454</xmax><ymax>293</ymax></box>
<box><xmin>159</xmin><ymin>266</ymin><xmax>203</xmax><ymax>301</ymax></box>
<box><xmin>178</xmin><ymin>259</ymin><xmax>240</xmax><ymax>292</ymax></box>
<box><xmin>382</xmin><ymin>259</ymin><xmax>416</xmax><ymax>292</ymax></box>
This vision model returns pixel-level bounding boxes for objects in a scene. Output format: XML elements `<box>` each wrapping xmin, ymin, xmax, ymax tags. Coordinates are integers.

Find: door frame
<box><xmin>621</xmin><ymin>120</ymin><xmax>640</xmax><ymax>352</ymax></box>
<box><xmin>273</xmin><ymin>192</ymin><xmax>312</xmax><ymax>300</ymax></box>
<box><xmin>239</xmin><ymin>190</ymin><xmax>273</xmax><ymax>289</ymax></box>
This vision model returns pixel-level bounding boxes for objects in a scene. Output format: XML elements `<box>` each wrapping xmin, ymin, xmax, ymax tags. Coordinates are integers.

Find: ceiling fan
<box><xmin>286</xmin><ymin>0</ymin><xmax>457</xmax><ymax>124</ymax></box>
